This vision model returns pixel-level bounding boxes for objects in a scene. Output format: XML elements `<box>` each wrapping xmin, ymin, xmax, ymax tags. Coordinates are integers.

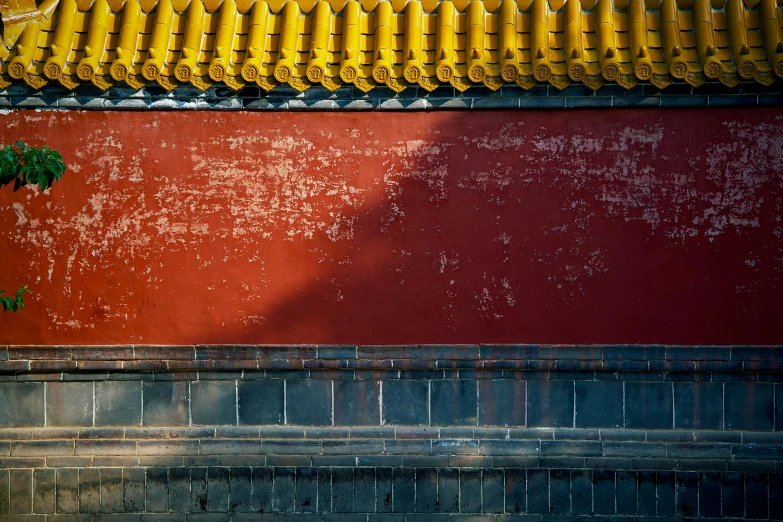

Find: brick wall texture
<box><xmin>0</xmin><ymin>344</ymin><xmax>781</xmax><ymax>521</ymax></box>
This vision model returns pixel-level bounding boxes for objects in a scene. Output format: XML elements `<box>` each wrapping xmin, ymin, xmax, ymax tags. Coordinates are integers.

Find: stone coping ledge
<box><xmin>0</xmin><ymin>436</ymin><xmax>781</xmax><ymax>472</ymax></box>
<box><xmin>2</xmin><ymin>427</ymin><xmax>783</xmax><ymax>443</ymax></box>
<box><xmin>2</xmin><ymin>345</ymin><xmax>781</xmax><ymax>376</ymax></box>
<box><xmin>6</xmin><ymin>345</ymin><xmax>781</xmax><ymax>362</ymax></box>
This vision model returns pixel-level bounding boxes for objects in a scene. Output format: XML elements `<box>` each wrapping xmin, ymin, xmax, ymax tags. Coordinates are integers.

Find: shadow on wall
<box><xmin>1</xmin><ymin>108</ymin><xmax>782</xmax><ymax>345</ymax></box>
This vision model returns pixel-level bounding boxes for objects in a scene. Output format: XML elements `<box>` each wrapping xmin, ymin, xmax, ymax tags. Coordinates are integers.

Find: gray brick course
<box><xmin>79</xmin><ymin>467</ymin><xmax>101</xmax><ymax>513</ymax></box>
<box><xmin>100</xmin><ymin>468</ymin><xmax>124</xmax><ymax>513</ymax></box>
<box><xmin>286</xmin><ymin>381</ymin><xmax>332</xmax><ymax>426</ymax></box>
<box><xmin>46</xmin><ymin>382</ymin><xmax>93</xmax><ymax>427</ymax></box>
<box><xmin>238</xmin><ymin>381</ymin><xmax>284</xmax><ymax>425</ymax></box>
<box><xmin>190</xmin><ymin>381</ymin><xmax>237</xmax><ymax>426</ymax></box>
<box><xmin>143</xmin><ymin>382</ymin><xmax>189</xmax><ymax>427</ymax></box>
<box><xmin>430</xmin><ymin>380</ymin><xmax>478</xmax><ymax>427</ymax></box>
<box><xmin>31</xmin><ymin>468</ymin><xmax>54</xmax><ymax>514</ymax></box>
<box><xmin>0</xmin><ymin>383</ymin><xmax>44</xmax><ymax>427</ymax></box>
<box><xmin>95</xmin><ymin>382</ymin><xmax>141</xmax><ymax>427</ymax></box>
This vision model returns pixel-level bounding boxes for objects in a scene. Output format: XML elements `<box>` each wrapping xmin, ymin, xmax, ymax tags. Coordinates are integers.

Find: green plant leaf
<box><xmin>2</xmin><ymin>142</ymin><xmax>65</xmax><ymax>193</ymax></box>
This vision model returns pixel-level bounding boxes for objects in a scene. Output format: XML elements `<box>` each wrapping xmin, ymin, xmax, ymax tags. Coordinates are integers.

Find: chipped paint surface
<box><xmin>1</xmin><ymin>109</ymin><xmax>782</xmax><ymax>345</ymax></box>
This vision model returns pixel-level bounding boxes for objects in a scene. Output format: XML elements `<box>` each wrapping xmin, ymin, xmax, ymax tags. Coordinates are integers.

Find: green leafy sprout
<box><xmin>0</xmin><ymin>141</ymin><xmax>66</xmax><ymax>192</ymax></box>
<box><xmin>1</xmin><ymin>142</ymin><xmax>66</xmax><ymax>313</ymax></box>
<box><xmin>1</xmin><ymin>286</ymin><xmax>30</xmax><ymax>313</ymax></box>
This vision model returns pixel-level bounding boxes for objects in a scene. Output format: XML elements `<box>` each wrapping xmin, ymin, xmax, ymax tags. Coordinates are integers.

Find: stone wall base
<box><xmin>0</xmin><ymin>344</ymin><xmax>781</xmax><ymax>520</ymax></box>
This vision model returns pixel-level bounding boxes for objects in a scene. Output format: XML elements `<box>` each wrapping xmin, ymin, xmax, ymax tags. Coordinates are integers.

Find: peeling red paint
<box><xmin>1</xmin><ymin>109</ymin><xmax>782</xmax><ymax>345</ymax></box>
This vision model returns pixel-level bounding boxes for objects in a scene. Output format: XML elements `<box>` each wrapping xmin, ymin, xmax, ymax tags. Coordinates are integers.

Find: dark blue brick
<box><xmin>437</xmin><ymin>468</ymin><xmax>460</xmax><ymax>513</ymax></box>
<box><xmin>333</xmin><ymin>467</ymin><xmax>355</xmax><ymax>512</ymax></box>
<box><xmin>190</xmin><ymin>468</ymin><xmax>209</xmax><ymax>512</ymax></box>
<box><xmin>0</xmin><ymin>470</ymin><xmax>7</xmax><ymax>516</ymax></box>
<box><xmin>616</xmin><ymin>471</ymin><xmax>637</xmax><ymax>515</ymax></box>
<box><xmin>95</xmin><ymin>381</ymin><xmax>141</xmax><ymax>427</ymax></box>
<box><xmin>33</xmin><ymin>468</ymin><xmax>56</xmax><ymax>514</ymax></box>
<box><xmin>528</xmin><ymin>381</ymin><xmax>574</xmax><ymax>427</ymax></box>
<box><xmin>542</xmin><ymin>441</ymin><xmax>601</xmax><ymax>456</ymax></box>
<box><xmin>571</xmin><ymin>469</ymin><xmax>592</xmax><ymax>515</ymax></box>
<box><xmin>549</xmin><ymin>469</ymin><xmax>570</xmax><ymax>514</ymax></box>
<box><xmin>504</xmin><ymin>468</ymin><xmax>526</xmax><ymax>514</ymax></box>
<box><xmin>123</xmin><ymin>468</ymin><xmax>145</xmax><ymax>513</ymax></box>
<box><xmin>459</xmin><ymin>468</ymin><xmax>482</xmax><ymax>513</ymax></box>
<box><xmin>472</xmin><ymin>97</ymin><xmax>520</xmax><ymax>108</ymax></box>
<box><xmin>722</xmin><ymin>472</ymin><xmax>744</xmax><ymax>517</ymax></box>
<box><xmin>708</xmin><ymin>94</ymin><xmax>758</xmax><ymax>106</ymax></box>
<box><xmin>745</xmin><ymin>472</ymin><xmax>768</xmax><ymax>519</ymax></box>
<box><xmin>527</xmin><ymin>469</ymin><xmax>549</xmax><ymax>514</ymax></box>
<box><xmin>382</xmin><ymin>380</ymin><xmax>428</xmax><ymax>425</ymax></box>
<box><xmin>656</xmin><ymin>471</ymin><xmax>675</xmax><ymax>517</ymax></box>
<box><xmin>251</xmin><ymin>468</ymin><xmax>274</xmax><ymax>513</ymax></box>
<box><xmin>238</xmin><ymin>381</ymin><xmax>284</xmax><ymax>425</ymax></box>
<box><xmin>416</xmin><ymin>468</ymin><xmax>437</xmax><ymax>512</ymax></box>
<box><xmin>143</xmin><ymin>381</ymin><xmax>188</xmax><ymax>427</ymax></box>
<box><xmin>612</xmin><ymin>96</ymin><xmax>661</xmax><ymax>107</ymax></box>
<box><xmin>207</xmin><ymin>467</ymin><xmax>230</xmax><ymax>512</ymax></box>
<box><xmin>317</xmin><ymin>468</ymin><xmax>332</xmax><ymax>514</ymax></box>
<box><xmin>520</xmin><ymin>97</ymin><xmax>566</xmax><ymax>108</ymax></box>
<box><xmin>273</xmin><ymin>468</ymin><xmax>296</xmax><ymax>513</ymax></box>
<box><xmin>169</xmin><ymin>467</ymin><xmax>191</xmax><ymax>513</ymax></box>
<box><xmin>698</xmin><ymin>472</ymin><xmax>721</xmax><ymax>517</ymax></box>
<box><xmin>482</xmin><ymin>469</ymin><xmax>504</xmax><ymax>514</ymax></box>
<box><xmin>673</xmin><ymin>383</ymin><xmax>723</xmax><ymax>430</ymax></box>
<box><xmin>637</xmin><ymin>471</ymin><xmax>656</xmax><ymax>516</ymax></box>
<box><xmin>431</xmin><ymin>380</ymin><xmax>478</xmax><ymax>426</ymax></box>
<box><xmin>479</xmin><ymin>379</ymin><xmax>526</xmax><ymax>427</ymax></box>
<box><xmin>55</xmin><ymin>468</ymin><xmax>78</xmax><ymax>513</ymax></box>
<box><xmin>760</xmin><ymin>94</ymin><xmax>783</xmax><ymax>105</ymax></box>
<box><xmin>46</xmin><ymin>382</ymin><xmax>92</xmax><ymax>427</ymax></box>
<box><xmin>777</xmin><ymin>384</ymin><xmax>783</xmax><ymax>431</ymax></box>
<box><xmin>624</xmin><ymin>382</ymin><xmax>672</xmax><ymax>429</ymax></box>
<box><xmin>393</xmin><ymin>468</ymin><xmax>415</xmax><ymax>513</ymax></box>
<box><xmin>10</xmin><ymin>469</ymin><xmax>32</xmax><ymax>514</ymax></box>
<box><xmin>725</xmin><ymin>383</ymin><xmax>774</xmax><ymax>430</ymax></box>
<box><xmin>675</xmin><ymin>472</ymin><xmax>698</xmax><ymax>517</ymax></box>
<box><xmin>146</xmin><ymin>467</ymin><xmax>168</xmax><ymax>512</ymax></box>
<box><xmin>318</xmin><ymin>345</ymin><xmax>356</xmax><ymax>359</ymax></box>
<box><xmin>334</xmin><ymin>380</ymin><xmax>379</xmax><ymax>426</ymax></box>
<box><xmin>287</xmin><ymin>380</ymin><xmax>332</xmax><ymax>426</ymax></box>
<box><xmin>78</xmin><ymin>468</ymin><xmax>100</xmax><ymax>513</ymax></box>
<box><xmin>660</xmin><ymin>95</ymin><xmax>709</xmax><ymax>107</ymax></box>
<box><xmin>770</xmin><ymin>473</ymin><xmax>783</xmax><ymax>520</ymax></box>
<box><xmin>376</xmin><ymin>468</ymin><xmax>394</xmax><ymax>512</ymax></box>
<box><xmin>575</xmin><ymin>381</ymin><xmax>623</xmax><ymax>428</ymax></box>
<box><xmin>229</xmin><ymin>467</ymin><xmax>252</xmax><ymax>513</ymax></box>
<box><xmin>565</xmin><ymin>96</ymin><xmax>613</xmax><ymax>108</ymax></box>
<box><xmin>0</xmin><ymin>384</ymin><xmax>39</xmax><ymax>427</ymax></box>
<box><xmin>592</xmin><ymin>470</ymin><xmax>615</xmax><ymax>515</ymax></box>
<box><xmin>296</xmin><ymin>468</ymin><xmax>317</xmax><ymax>513</ymax></box>
<box><xmin>191</xmin><ymin>381</ymin><xmax>236</xmax><ymax>426</ymax></box>
<box><xmin>355</xmin><ymin>468</ymin><xmax>376</xmax><ymax>512</ymax></box>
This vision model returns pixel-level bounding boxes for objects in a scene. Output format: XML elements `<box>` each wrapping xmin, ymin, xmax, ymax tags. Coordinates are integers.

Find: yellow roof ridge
<box><xmin>1</xmin><ymin>0</ymin><xmax>781</xmax><ymax>94</ymax></box>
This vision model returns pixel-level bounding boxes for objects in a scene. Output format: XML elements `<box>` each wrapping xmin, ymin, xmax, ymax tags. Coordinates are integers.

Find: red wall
<box><xmin>1</xmin><ymin>108</ymin><xmax>782</xmax><ymax>345</ymax></box>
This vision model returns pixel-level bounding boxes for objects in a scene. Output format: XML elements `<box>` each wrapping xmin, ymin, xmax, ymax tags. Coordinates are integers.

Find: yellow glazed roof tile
<box><xmin>1</xmin><ymin>0</ymin><xmax>781</xmax><ymax>94</ymax></box>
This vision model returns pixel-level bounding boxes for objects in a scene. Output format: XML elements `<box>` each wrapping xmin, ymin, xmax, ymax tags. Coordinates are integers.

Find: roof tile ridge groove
<box><xmin>1</xmin><ymin>0</ymin><xmax>781</xmax><ymax>95</ymax></box>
